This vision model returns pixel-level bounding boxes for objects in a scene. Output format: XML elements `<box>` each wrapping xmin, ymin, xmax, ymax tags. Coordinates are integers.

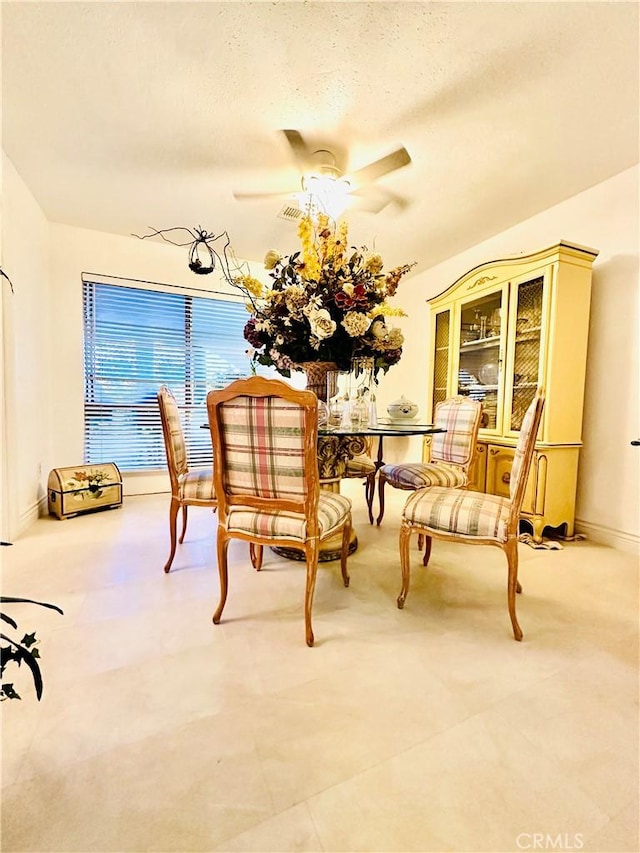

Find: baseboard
<box><xmin>19</xmin><ymin>495</ymin><xmax>48</xmax><ymax>535</ymax></box>
<box><xmin>575</xmin><ymin>518</ymin><xmax>640</xmax><ymax>554</ymax></box>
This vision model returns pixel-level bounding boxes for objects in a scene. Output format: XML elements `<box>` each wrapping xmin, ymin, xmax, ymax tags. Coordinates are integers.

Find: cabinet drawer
<box><xmin>486</xmin><ymin>445</ymin><xmax>535</xmax><ymax>512</ymax></box>
<box><xmin>486</xmin><ymin>446</ymin><xmax>514</xmax><ymax>498</ymax></box>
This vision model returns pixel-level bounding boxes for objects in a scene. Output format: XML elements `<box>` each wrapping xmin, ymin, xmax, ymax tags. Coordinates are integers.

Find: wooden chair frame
<box><xmin>398</xmin><ymin>389</ymin><xmax>545</xmax><ymax>641</ymax></box>
<box><xmin>158</xmin><ymin>385</ymin><xmax>217</xmax><ymax>573</ymax></box>
<box><xmin>207</xmin><ymin>376</ymin><xmax>352</xmax><ymax>647</ymax></box>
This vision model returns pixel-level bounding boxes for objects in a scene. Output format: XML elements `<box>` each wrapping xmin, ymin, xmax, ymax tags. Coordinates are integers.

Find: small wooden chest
<box><xmin>48</xmin><ymin>463</ymin><xmax>123</xmax><ymax>520</ymax></box>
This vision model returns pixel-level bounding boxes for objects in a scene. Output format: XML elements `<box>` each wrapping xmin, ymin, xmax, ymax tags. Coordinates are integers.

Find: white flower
<box><xmin>308</xmin><ymin>308</ymin><xmax>337</xmax><ymax>340</ymax></box>
<box><xmin>370</xmin><ymin>317</ymin><xmax>388</xmax><ymax>340</ymax></box>
<box><xmin>341</xmin><ymin>311</ymin><xmax>371</xmax><ymax>338</ymax></box>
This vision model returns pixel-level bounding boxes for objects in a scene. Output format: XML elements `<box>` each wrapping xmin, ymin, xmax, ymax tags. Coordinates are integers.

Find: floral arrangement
<box><xmin>235</xmin><ymin>213</ymin><xmax>415</xmax><ymax>378</ymax></box>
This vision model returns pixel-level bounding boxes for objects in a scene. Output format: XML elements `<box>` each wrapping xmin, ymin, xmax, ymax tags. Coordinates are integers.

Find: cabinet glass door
<box><xmin>432</xmin><ymin>309</ymin><xmax>450</xmax><ymax>420</ymax></box>
<box><xmin>457</xmin><ymin>291</ymin><xmax>503</xmax><ymax>430</ymax></box>
<box><xmin>510</xmin><ymin>277</ymin><xmax>543</xmax><ymax>431</ymax></box>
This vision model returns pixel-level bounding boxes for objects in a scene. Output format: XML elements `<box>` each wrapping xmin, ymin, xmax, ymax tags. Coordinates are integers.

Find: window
<box><xmin>82</xmin><ymin>278</ymin><xmax>256</xmax><ymax>471</ymax></box>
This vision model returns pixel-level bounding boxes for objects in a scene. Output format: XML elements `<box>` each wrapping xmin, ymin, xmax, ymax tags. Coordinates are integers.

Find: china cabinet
<box><xmin>424</xmin><ymin>241</ymin><xmax>598</xmax><ymax>542</ymax></box>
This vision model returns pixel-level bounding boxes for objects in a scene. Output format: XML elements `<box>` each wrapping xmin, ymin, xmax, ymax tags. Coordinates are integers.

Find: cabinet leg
<box><xmin>531</xmin><ymin>517</ymin><xmax>545</xmax><ymax>544</ymax></box>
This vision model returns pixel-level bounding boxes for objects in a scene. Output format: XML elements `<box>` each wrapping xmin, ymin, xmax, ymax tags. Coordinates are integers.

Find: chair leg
<box><xmin>340</xmin><ymin>518</ymin><xmax>351</xmax><ymax>587</ymax></box>
<box><xmin>304</xmin><ymin>540</ymin><xmax>319</xmax><ymax>647</ymax></box>
<box><xmin>505</xmin><ymin>538</ymin><xmax>523</xmax><ymax>641</ymax></box>
<box><xmin>213</xmin><ymin>530</ymin><xmax>230</xmax><ymax>625</ymax></box>
<box><xmin>164</xmin><ymin>497</ymin><xmax>181</xmax><ymax>573</ymax></box>
<box><xmin>250</xmin><ymin>543</ymin><xmax>264</xmax><ymax>571</ymax></box>
<box><xmin>364</xmin><ymin>473</ymin><xmax>375</xmax><ymax>524</ymax></box>
<box><xmin>397</xmin><ymin>521</ymin><xmax>413</xmax><ymax>609</ymax></box>
<box><xmin>422</xmin><ymin>534</ymin><xmax>433</xmax><ymax>567</ymax></box>
<box><xmin>178</xmin><ymin>505</ymin><xmax>188</xmax><ymax>544</ymax></box>
<box><xmin>376</xmin><ymin>473</ymin><xmax>387</xmax><ymax>526</ymax></box>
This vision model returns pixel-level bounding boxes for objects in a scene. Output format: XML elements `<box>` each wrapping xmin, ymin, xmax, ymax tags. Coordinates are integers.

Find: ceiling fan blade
<box><xmin>381</xmin><ymin>188</ymin><xmax>412</xmax><ymax>211</ymax></box>
<box><xmin>349</xmin><ymin>146</ymin><xmax>412</xmax><ymax>186</ymax></box>
<box><xmin>351</xmin><ymin>184</ymin><xmax>411</xmax><ymax>213</ymax></box>
<box><xmin>281</xmin><ymin>129</ymin><xmax>313</xmax><ymax>168</ymax></box>
<box><xmin>350</xmin><ymin>194</ymin><xmax>390</xmax><ymax>214</ymax></box>
<box><xmin>233</xmin><ymin>188</ymin><xmax>298</xmax><ymax>201</ymax></box>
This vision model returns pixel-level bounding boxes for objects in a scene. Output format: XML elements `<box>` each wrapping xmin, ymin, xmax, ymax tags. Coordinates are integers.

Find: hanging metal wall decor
<box><xmin>133</xmin><ymin>226</ymin><xmax>248</xmax><ymax>281</ymax></box>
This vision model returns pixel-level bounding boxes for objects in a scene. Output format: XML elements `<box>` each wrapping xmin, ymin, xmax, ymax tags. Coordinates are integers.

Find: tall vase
<box><xmin>299</xmin><ymin>361</ymin><xmax>339</xmax><ymax>402</ymax></box>
<box><xmin>347</xmin><ymin>356</ymin><xmax>376</xmax><ymax>427</ymax></box>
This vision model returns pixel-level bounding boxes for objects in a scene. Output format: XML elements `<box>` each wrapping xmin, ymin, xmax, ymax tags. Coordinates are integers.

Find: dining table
<box><xmin>201</xmin><ymin>418</ymin><xmax>445</xmax><ymax>561</ymax></box>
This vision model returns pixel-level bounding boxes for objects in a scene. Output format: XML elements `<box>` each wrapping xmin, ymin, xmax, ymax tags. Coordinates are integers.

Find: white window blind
<box><xmin>82</xmin><ymin>278</ymin><xmax>254</xmax><ymax>471</ymax></box>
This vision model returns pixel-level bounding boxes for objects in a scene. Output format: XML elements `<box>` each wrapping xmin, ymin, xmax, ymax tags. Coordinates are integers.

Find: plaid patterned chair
<box><xmin>207</xmin><ymin>377</ymin><xmax>353</xmax><ymax>647</ymax></box>
<box><xmin>376</xmin><ymin>396</ymin><xmax>482</xmax><ymax>525</ymax></box>
<box><xmin>398</xmin><ymin>388</ymin><xmax>545</xmax><ymax>641</ymax></box>
<box><xmin>157</xmin><ymin>386</ymin><xmax>217</xmax><ymax>573</ymax></box>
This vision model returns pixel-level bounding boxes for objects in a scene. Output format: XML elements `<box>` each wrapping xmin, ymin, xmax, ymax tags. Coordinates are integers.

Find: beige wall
<box><xmin>3</xmin><ymin>148</ymin><xmax>639</xmax><ymax>548</ymax></box>
<box><xmin>2</xmin><ymin>153</ymin><xmax>51</xmax><ymax>537</ymax></box>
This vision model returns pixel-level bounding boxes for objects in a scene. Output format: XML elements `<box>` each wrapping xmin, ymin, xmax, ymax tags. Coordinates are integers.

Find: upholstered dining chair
<box><xmin>376</xmin><ymin>395</ymin><xmax>483</xmax><ymax>525</ymax></box>
<box><xmin>397</xmin><ymin>388</ymin><xmax>545</xmax><ymax>641</ymax></box>
<box><xmin>206</xmin><ymin>376</ymin><xmax>353</xmax><ymax>647</ymax></box>
<box><xmin>157</xmin><ymin>385</ymin><xmax>217</xmax><ymax>573</ymax></box>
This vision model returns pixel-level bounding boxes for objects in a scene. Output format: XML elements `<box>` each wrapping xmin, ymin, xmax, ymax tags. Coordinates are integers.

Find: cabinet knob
<box><xmin>502</xmin><ymin>472</ymin><xmax>511</xmax><ymax>484</ymax></box>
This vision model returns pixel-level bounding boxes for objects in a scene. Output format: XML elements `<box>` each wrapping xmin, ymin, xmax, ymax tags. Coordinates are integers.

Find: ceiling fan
<box><xmin>233</xmin><ymin>129</ymin><xmax>412</xmax><ymax>216</ymax></box>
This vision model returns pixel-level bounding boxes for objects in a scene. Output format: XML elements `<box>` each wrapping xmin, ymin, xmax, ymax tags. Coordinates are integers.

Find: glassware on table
<box><xmin>350</xmin><ymin>390</ymin><xmax>370</xmax><ymax>429</ymax></box>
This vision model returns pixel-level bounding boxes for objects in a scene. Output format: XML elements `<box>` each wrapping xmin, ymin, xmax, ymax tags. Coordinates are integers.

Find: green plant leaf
<box><xmin>1</xmin><ymin>683</ymin><xmax>21</xmax><ymax>700</ymax></box>
<box><xmin>0</xmin><ymin>612</ymin><xmax>18</xmax><ymax>630</ymax></box>
<box><xmin>0</xmin><ymin>597</ymin><xmax>64</xmax><ymax>615</ymax></box>
<box><xmin>0</xmin><ymin>634</ymin><xmax>44</xmax><ymax>700</ymax></box>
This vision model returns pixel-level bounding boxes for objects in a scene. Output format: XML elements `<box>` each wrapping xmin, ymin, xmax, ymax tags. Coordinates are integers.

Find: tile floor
<box><xmin>1</xmin><ymin>483</ymin><xmax>638</xmax><ymax>852</ymax></box>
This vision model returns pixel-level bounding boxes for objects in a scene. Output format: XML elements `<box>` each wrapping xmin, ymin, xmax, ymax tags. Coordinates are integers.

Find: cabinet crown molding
<box><xmin>429</xmin><ymin>240</ymin><xmax>599</xmax><ymax>305</ymax></box>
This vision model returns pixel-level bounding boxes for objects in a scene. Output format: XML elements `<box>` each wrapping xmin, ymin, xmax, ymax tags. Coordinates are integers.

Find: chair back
<box><xmin>158</xmin><ymin>386</ymin><xmax>188</xmax><ymax>487</ymax></box>
<box><xmin>207</xmin><ymin>377</ymin><xmax>320</xmax><ymax>522</ymax></box>
<box><xmin>430</xmin><ymin>396</ymin><xmax>482</xmax><ymax>469</ymax></box>
<box><xmin>509</xmin><ymin>388</ymin><xmax>545</xmax><ymax>515</ymax></box>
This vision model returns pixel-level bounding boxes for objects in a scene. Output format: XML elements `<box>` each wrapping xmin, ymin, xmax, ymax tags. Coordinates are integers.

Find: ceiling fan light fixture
<box><xmin>298</xmin><ymin>171</ymin><xmax>352</xmax><ymax>220</ymax></box>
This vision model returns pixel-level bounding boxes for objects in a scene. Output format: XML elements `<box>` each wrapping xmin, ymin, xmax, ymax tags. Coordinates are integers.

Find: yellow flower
<box><xmin>264</xmin><ymin>250</ymin><xmax>282</xmax><ymax>270</ymax></box>
<box><xmin>373</xmin><ymin>303</ymin><xmax>407</xmax><ymax>318</ymax></box>
<box><xmin>297</xmin><ymin>216</ymin><xmax>321</xmax><ymax>280</ymax></box>
<box><xmin>236</xmin><ymin>275</ymin><xmax>264</xmax><ymax>298</ymax></box>
<box><xmin>365</xmin><ymin>253</ymin><xmax>384</xmax><ymax>275</ymax></box>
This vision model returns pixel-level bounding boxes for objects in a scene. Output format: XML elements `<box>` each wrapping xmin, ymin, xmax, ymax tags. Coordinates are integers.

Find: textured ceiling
<box><xmin>2</xmin><ymin>1</ymin><xmax>638</xmax><ymax>275</ymax></box>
